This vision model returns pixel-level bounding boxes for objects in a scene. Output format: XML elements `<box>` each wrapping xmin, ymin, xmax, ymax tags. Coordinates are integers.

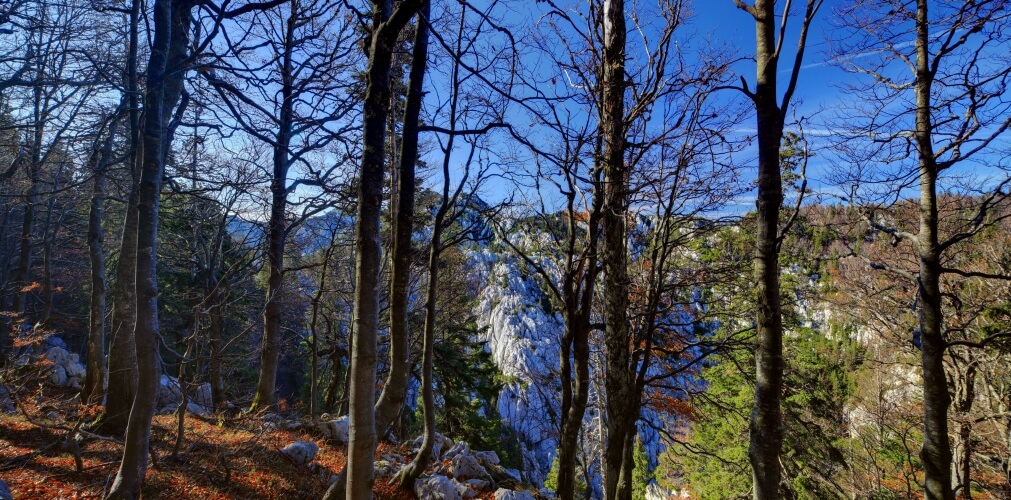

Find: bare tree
<box><xmin>340</xmin><ymin>0</ymin><xmax>425</xmax><ymax>497</ymax></box>
<box><xmin>201</xmin><ymin>0</ymin><xmax>360</xmax><ymax>411</ymax></box>
<box><xmin>833</xmin><ymin>1</ymin><xmax>1011</xmax><ymax>497</ymax></box>
<box><xmin>730</xmin><ymin>1</ymin><xmax>822</xmax><ymax>498</ymax></box>
<box><xmin>105</xmin><ymin>0</ymin><xmax>194</xmax><ymax>495</ymax></box>
<box><xmin>373</xmin><ymin>0</ymin><xmax>429</xmax><ymax>439</ymax></box>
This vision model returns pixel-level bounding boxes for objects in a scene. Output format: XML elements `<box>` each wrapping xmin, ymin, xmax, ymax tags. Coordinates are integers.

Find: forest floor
<box><xmin>0</xmin><ymin>386</ymin><xmax>494</xmax><ymax>499</ymax></box>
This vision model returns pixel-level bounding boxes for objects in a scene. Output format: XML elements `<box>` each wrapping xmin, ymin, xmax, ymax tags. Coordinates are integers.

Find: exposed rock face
<box><xmin>414</xmin><ymin>474</ymin><xmax>463</xmax><ymax>500</ymax></box>
<box><xmin>473</xmin><ymin>450</ymin><xmax>499</xmax><ymax>465</ymax></box>
<box><xmin>280</xmin><ymin>441</ymin><xmax>319</xmax><ymax>465</ymax></box>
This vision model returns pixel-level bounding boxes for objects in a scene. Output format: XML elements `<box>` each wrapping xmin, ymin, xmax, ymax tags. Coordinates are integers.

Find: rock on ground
<box><xmin>451</xmin><ymin>453</ymin><xmax>487</xmax><ymax>480</ymax></box>
<box><xmin>473</xmin><ymin>450</ymin><xmax>499</xmax><ymax>465</ymax></box>
<box><xmin>41</xmin><ymin>347</ymin><xmax>86</xmax><ymax>389</ymax></box>
<box><xmin>192</xmin><ymin>382</ymin><xmax>213</xmax><ymax>408</ymax></box>
<box><xmin>316</xmin><ymin>416</ymin><xmax>349</xmax><ymax>444</ymax></box>
<box><xmin>494</xmin><ymin>489</ymin><xmax>535</xmax><ymax>500</ymax></box>
<box><xmin>414</xmin><ymin>475</ymin><xmax>462</xmax><ymax>500</ymax></box>
<box><xmin>280</xmin><ymin>441</ymin><xmax>319</xmax><ymax>465</ymax></box>
<box><xmin>443</xmin><ymin>441</ymin><xmax>470</xmax><ymax>461</ymax></box>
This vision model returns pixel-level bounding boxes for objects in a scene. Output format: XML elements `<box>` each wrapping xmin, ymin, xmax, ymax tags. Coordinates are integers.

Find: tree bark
<box><xmin>374</xmin><ymin>0</ymin><xmax>428</xmax><ymax>440</ymax></box>
<box><xmin>950</xmin><ymin>355</ymin><xmax>975</xmax><ymax>499</ymax></box>
<box><xmin>747</xmin><ymin>2</ymin><xmax>785</xmax><ymax>498</ymax></box>
<box><xmin>913</xmin><ymin>3</ymin><xmax>953</xmax><ymax>499</ymax></box>
<box><xmin>103</xmin><ymin>0</ymin><xmax>142</xmax><ymax>436</ymax></box>
<box><xmin>331</xmin><ymin>2</ymin><xmax>424</xmax><ymax>498</ymax></box>
<box><xmin>105</xmin><ymin>0</ymin><xmax>192</xmax><ymax>496</ymax></box>
<box><xmin>738</xmin><ymin>1</ymin><xmax>819</xmax><ymax>497</ymax></box>
<box><xmin>82</xmin><ymin>116</ymin><xmax>120</xmax><ymax>405</ymax></box>
<box><xmin>393</xmin><ymin>198</ymin><xmax>442</xmax><ymax>485</ymax></box>
<box><xmin>250</xmin><ymin>3</ymin><xmax>297</xmax><ymax>412</ymax></box>
<box><xmin>599</xmin><ymin>0</ymin><xmax>633</xmax><ymax>498</ymax></box>
<box><xmin>557</xmin><ymin>175</ymin><xmax>602</xmax><ymax>500</ymax></box>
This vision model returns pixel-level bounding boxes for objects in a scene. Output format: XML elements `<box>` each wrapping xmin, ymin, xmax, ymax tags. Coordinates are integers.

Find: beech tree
<box><xmin>105</xmin><ymin>0</ymin><xmax>194</xmax><ymax>495</ymax></box>
<box><xmin>834</xmin><ymin>1</ymin><xmax>1011</xmax><ymax>497</ymax></box>
<box><xmin>731</xmin><ymin>0</ymin><xmax>821</xmax><ymax>498</ymax></box>
<box><xmin>201</xmin><ymin>0</ymin><xmax>360</xmax><ymax>411</ymax></box>
<box><xmin>339</xmin><ymin>0</ymin><xmax>426</xmax><ymax>497</ymax></box>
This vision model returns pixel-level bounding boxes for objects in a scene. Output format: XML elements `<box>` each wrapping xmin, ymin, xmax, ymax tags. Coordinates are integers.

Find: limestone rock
<box><xmin>280</xmin><ymin>440</ymin><xmax>319</xmax><ymax>465</ymax></box>
<box><xmin>317</xmin><ymin>416</ymin><xmax>349</xmax><ymax>444</ymax></box>
<box><xmin>473</xmin><ymin>450</ymin><xmax>499</xmax><ymax>465</ymax></box>
<box><xmin>451</xmin><ymin>453</ymin><xmax>487</xmax><ymax>480</ymax></box>
<box><xmin>493</xmin><ymin>489</ymin><xmax>535</xmax><ymax>500</ymax></box>
<box><xmin>414</xmin><ymin>475</ymin><xmax>462</xmax><ymax>500</ymax></box>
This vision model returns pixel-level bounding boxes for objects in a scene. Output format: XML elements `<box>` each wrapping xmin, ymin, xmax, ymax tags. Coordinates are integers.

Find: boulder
<box><xmin>280</xmin><ymin>441</ymin><xmax>318</xmax><ymax>466</ymax></box>
<box><xmin>414</xmin><ymin>475</ymin><xmax>462</xmax><ymax>500</ymax></box>
<box><xmin>191</xmin><ymin>383</ymin><xmax>213</xmax><ymax>408</ymax></box>
<box><xmin>464</xmin><ymin>478</ymin><xmax>489</xmax><ymax>490</ymax></box>
<box><xmin>41</xmin><ymin>346</ymin><xmax>86</xmax><ymax>388</ymax></box>
<box><xmin>473</xmin><ymin>450</ymin><xmax>499</xmax><ymax>465</ymax></box>
<box><xmin>451</xmin><ymin>453</ymin><xmax>487</xmax><ymax>480</ymax></box>
<box><xmin>494</xmin><ymin>489</ymin><xmax>535</xmax><ymax>500</ymax></box>
<box><xmin>157</xmin><ymin>375</ymin><xmax>183</xmax><ymax>409</ymax></box>
<box><xmin>452</xmin><ymin>478</ymin><xmax>476</xmax><ymax>499</ymax></box>
<box><xmin>443</xmin><ymin>441</ymin><xmax>470</xmax><ymax>461</ymax></box>
<box><xmin>317</xmin><ymin>416</ymin><xmax>349</xmax><ymax>444</ymax></box>
<box><xmin>48</xmin><ymin>364</ymin><xmax>68</xmax><ymax>386</ymax></box>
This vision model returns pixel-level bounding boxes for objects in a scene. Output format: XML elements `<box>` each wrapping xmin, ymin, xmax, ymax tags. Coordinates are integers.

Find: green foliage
<box><xmin>544</xmin><ymin>453</ymin><xmax>587</xmax><ymax>497</ymax></box>
<box><xmin>632</xmin><ymin>437</ymin><xmax>653</xmax><ymax>500</ymax></box>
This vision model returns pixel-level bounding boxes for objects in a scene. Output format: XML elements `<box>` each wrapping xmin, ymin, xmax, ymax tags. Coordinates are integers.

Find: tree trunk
<box><xmin>374</xmin><ymin>0</ymin><xmax>428</xmax><ymax>439</ymax></box>
<box><xmin>746</xmin><ymin>1</ymin><xmax>787</xmax><ymax>498</ymax></box>
<box><xmin>951</xmin><ymin>357</ymin><xmax>975</xmax><ymax>499</ymax></box>
<box><xmin>599</xmin><ymin>0</ymin><xmax>634</xmax><ymax>498</ymax></box>
<box><xmin>103</xmin><ymin>0</ymin><xmax>142</xmax><ymax>436</ymax></box>
<box><xmin>82</xmin><ymin>117</ymin><xmax>119</xmax><ymax>405</ymax></box>
<box><xmin>11</xmin><ymin>87</ymin><xmax>44</xmax><ymax>323</ymax></box>
<box><xmin>105</xmin><ymin>0</ymin><xmax>191</xmax><ymax>496</ymax></box>
<box><xmin>325</xmin><ymin>3</ymin><xmax>424</xmax><ymax>498</ymax></box>
<box><xmin>913</xmin><ymin>2</ymin><xmax>953</xmax><ymax>498</ymax></box>
<box><xmin>393</xmin><ymin>209</ymin><xmax>442</xmax><ymax>486</ymax></box>
<box><xmin>251</xmin><ymin>5</ymin><xmax>297</xmax><ymax>411</ymax></box>
<box><xmin>207</xmin><ymin>286</ymin><xmax>226</xmax><ymax>413</ymax></box>
<box><xmin>557</xmin><ymin>183</ymin><xmax>601</xmax><ymax>500</ymax></box>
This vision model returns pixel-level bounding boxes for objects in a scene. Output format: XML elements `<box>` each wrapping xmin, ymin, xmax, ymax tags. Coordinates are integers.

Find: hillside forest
<box><xmin>1</xmin><ymin>0</ymin><xmax>1011</xmax><ymax>499</ymax></box>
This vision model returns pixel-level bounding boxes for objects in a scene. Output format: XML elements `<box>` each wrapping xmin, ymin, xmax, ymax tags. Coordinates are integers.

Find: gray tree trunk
<box><xmin>82</xmin><ymin>115</ymin><xmax>120</xmax><ymax>405</ymax></box>
<box><xmin>736</xmin><ymin>1</ymin><xmax>818</xmax><ymax>498</ymax></box>
<box><xmin>913</xmin><ymin>3</ymin><xmax>953</xmax><ymax>499</ymax></box>
<box><xmin>103</xmin><ymin>0</ymin><xmax>142</xmax><ymax>435</ymax></box>
<box><xmin>599</xmin><ymin>0</ymin><xmax>634</xmax><ymax>498</ymax></box>
<box><xmin>747</xmin><ymin>1</ymin><xmax>785</xmax><ymax>497</ymax></box>
<box><xmin>105</xmin><ymin>0</ymin><xmax>192</xmax><ymax>495</ymax></box>
<box><xmin>335</xmin><ymin>2</ymin><xmax>426</xmax><ymax>498</ymax></box>
<box><xmin>374</xmin><ymin>0</ymin><xmax>428</xmax><ymax>439</ymax></box>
